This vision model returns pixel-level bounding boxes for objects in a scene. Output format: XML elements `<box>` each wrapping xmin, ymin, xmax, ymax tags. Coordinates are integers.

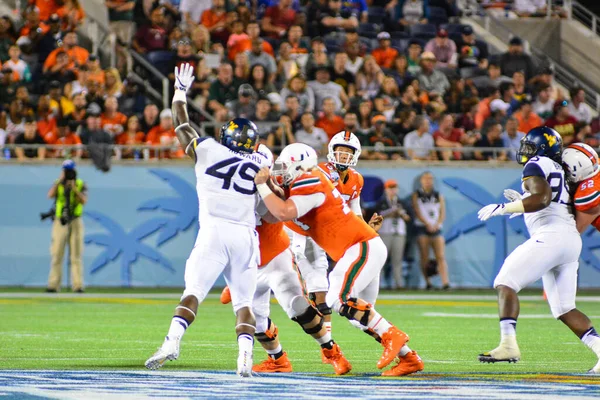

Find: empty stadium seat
<box><xmin>429</xmin><ymin>7</ymin><xmax>449</xmax><ymax>26</ymax></box>
<box><xmin>409</xmin><ymin>23</ymin><xmax>437</xmax><ymax>40</ymax></box>
<box><xmin>441</xmin><ymin>23</ymin><xmax>470</xmax><ymax>34</ymax></box>
<box><xmin>368</xmin><ymin>6</ymin><xmax>387</xmax><ymax>24</ymax></box>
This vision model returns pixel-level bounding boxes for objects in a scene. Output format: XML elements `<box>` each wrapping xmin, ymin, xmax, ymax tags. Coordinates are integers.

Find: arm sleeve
<box><xmin>289</xmin><ymin>193</ymin><xmax>326</xmax><ymax>218</ymax></box>
<box><xmin>349</xmin><ymin>196</ymin><xmax>362</xmax><ymax>216</ymax></box>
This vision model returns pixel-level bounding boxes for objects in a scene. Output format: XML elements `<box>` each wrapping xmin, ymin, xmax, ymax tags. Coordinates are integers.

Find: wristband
<box><xmin>173</xmin><ymin>89</ymin><xmax>187</xmax><ymax>103</ymax></box>
<box><xmin>257</xmin><ymin>183</ymin><xmax>273</xmax><ymax>199</ymax></box>
<box><xmin>175</xmin><ymin>123</ymin><xmax>190</xmax><ymax>132</ymax></box>
<box><xmin>503</xmin><ymin>200</ymin><xmax>525</xmax><ymax>214</ymax></box>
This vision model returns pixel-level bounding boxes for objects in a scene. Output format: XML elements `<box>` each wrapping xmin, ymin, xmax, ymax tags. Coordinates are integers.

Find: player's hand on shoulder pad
<box><xmin>254</xmin><ymin>167</ymin><xmax>271</xmax><ymax>185</ymax></box>
<box><xmin>174</xmin><ymin>63</ymin><xmax>195</xmax><ymax>93</ymax></box>
<box><xmin>477</xmin><ymin>203</ymin><xmax>506</xmax><ymax>221</ymax></box>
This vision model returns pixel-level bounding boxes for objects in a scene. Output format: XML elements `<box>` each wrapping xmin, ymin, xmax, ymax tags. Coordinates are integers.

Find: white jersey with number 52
<box><xmin>520</xmin><ymin>156</ymin><xmax>576</xmax><ymax>235</ymax></box>
<box><xmin>187</xmin><ymin>137</ymin><xmax>269</xmax><ymax>228</ymax></box>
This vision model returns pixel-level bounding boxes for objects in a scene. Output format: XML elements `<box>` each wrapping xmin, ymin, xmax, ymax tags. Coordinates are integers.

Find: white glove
<box><xmin>478</xmin><ymin>203</ymin><xmax>507</xmax><ymax>221</ymax></box>
<box><xmin>174</xmin><ymin>63</ymin><xmax>195</xmax><ymax>93</ymax></box>
<box><xmin>503</xmin><ymin>189</ymin><xmax>523</xmax><ymax>219</ymax></box>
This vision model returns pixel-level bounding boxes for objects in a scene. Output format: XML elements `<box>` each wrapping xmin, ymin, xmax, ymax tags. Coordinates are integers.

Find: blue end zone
<box><xmin>0</xmin><ymin>371</ymin><xmax>598</xmax><ymax>399</ymax></box>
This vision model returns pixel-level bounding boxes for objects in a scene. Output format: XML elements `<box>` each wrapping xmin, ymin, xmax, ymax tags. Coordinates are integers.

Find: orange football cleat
<box><xmin>321</xmin><ymin>344</ymin><xmax>352</xmax><ymax>375</ymax></box>
<box><xmin>252</xmin><ymin>353</ymin><xmax>293</xmax><ymax>373</ymax></box>
<box><xmin>377</xmin><ymin>326</ymin><xmax>409</xmax><ymax>369</ymax></box>
<box><xmin>382</xmin><ymin>351</ymin><xmax>424</xmax><ymax>376</ymax></box>
<box><xmin>220</xmin><ymin>286</ymin><xmax>231</xmax><ymax>304</ymax></box>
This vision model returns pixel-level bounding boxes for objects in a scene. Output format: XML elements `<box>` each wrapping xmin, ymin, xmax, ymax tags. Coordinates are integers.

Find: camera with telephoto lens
<box><xmin>60</xmin><ymin>169</ymin><xmax>77</xmax><ymax>226</ymax></box>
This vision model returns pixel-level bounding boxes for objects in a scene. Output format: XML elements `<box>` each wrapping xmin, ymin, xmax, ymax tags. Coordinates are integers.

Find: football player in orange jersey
<box><xmin>286</xmin><ymin>130</ymin><xmax>381</xmax><ymax>343</ymax></box>
<box><xmin>222</xmin><ymin>145</ymin><xmax>351</xmax><ymax>375</ymax></box>
<box><xmin>255</xmin><ymin>143</ymin><xmax>423</xmax><ymax>376</ymax></box>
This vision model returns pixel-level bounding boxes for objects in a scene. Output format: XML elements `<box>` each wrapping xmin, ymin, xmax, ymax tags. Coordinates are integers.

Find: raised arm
<box><xmin>172</xmin><ymin>63</ymin><xmax>200</xmax><ymax>159</ymax></box>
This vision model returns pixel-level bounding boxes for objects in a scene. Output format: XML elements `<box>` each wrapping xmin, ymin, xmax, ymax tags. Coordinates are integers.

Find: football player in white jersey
<box><xmin>145</xmin><ymin>63</ymin><xmax>269</xmax><ymax>377</ymax></box>
<box><xmin>477</xmin><ymin>127</ymin><xmax>589</xmax><ymax>367</ymax></box>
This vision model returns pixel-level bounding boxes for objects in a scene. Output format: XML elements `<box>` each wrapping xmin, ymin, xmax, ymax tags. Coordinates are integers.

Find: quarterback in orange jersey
<box><xmin>221</xmin><ymin>145</ymin><xmax>351</xmax><ymax>375</ymax></box>
<box><xmin>285</xmin><ymin>130</ymin><xmax>380</xmax><ymax>339</ymax></box>
<box><xmin>255</xmin><ymin>143</ymin><xmax>423</xmax><ymax>376</ymax></box>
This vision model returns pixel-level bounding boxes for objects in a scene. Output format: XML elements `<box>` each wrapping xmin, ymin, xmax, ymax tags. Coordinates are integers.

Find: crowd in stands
<box><xmin>0</xmin><ymin>0</ymin><xmax>596</xmax><ymax>162</ymax></box>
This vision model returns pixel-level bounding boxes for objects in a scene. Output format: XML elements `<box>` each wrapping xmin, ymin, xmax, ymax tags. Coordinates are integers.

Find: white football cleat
<box><xmin>588</xmin><ymin>359</ymin><xmax>600</xmax><ymax>374</ymax></box>
<box><xmin>479</xmin><ymin>340</ymin><xmax>521</xmax><ymax>363</ymax></box>
<box><xmin>237</xmin><ymin>349</ymin><xmax>253</xmax><ymax>377</ymax></box>
<box><xmin>145</xmin><ymin>337</ymin><xmax>180</xmax><ymax>370</ymax></box>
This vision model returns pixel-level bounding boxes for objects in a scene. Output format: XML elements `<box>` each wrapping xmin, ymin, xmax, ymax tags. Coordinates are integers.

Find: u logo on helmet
<box><xmin>544</xmin><ymin>133</ymin><xmax>557</xmax><ymax>147</ymax></box>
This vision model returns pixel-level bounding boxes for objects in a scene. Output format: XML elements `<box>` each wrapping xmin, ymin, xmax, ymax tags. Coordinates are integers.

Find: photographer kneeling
<box><xmin>46</xmin><ymin>160</ymin><xmax>88</xmax><ymax>293</ymax></box>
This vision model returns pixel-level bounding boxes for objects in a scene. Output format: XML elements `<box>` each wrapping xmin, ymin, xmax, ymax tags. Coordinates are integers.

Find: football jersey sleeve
<box><xmin>574</xmin><ymin>183</ymin><xmax>600</xmax><ymax>212</ymax></box>
<box><xmin>522</xmin><ymin>158</ymin><xmax>548</xmax><ymax>181</ymax></box>
<box><xmin>356</xmin><ymin>173</ymin><xmax>364</xmax><ymax>197</ymax></box>
<box><xmin>185</xmin><ymin>136</ymin><xmax>213</xmax><ymax>161</ymax></box>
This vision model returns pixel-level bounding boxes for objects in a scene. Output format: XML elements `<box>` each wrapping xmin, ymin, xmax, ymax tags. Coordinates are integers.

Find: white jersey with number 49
<box><xmin>520</xmin><ymin>156</ymin><xmax>576</xmax><ymax>235</ymax></box>
<box><xmin>187</xmin><ymin>137</ymin><xmax>269</xmax><ymax>228</ymax></box>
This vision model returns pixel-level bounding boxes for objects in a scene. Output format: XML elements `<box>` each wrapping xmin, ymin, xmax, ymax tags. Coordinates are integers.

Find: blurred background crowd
<box><xmin>0</xmin><ymin>0</ymin><xmax>597</xmax><ymax>162</ymax></box>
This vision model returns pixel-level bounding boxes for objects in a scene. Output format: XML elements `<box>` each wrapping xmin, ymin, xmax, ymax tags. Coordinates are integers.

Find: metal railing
<box><xmin>563</xmin><ymin>0</ymin><xmax>600</xmax><ymax>36</ymax></box>
<box><xmin>477</xmin><ymin>12</ymin><xmax>600</xmax><ymax>112</ymax></box>
<box><xmin>0</xmin><ymin>143</ymin><xmax>541</xmax><ymax>163</ymax></box>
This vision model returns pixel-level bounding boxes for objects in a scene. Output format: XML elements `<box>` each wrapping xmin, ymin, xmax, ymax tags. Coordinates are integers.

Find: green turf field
<box><xmin>1</xmin><ymin>290</ymin><xmax>599</xmax><ymax>374</ymax></box>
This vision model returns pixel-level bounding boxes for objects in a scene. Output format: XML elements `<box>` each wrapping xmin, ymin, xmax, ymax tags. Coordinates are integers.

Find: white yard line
<box><xmin>423</xmin><ymin>312</ymin><xmax>600</xmax><ymax>319</ymax></box>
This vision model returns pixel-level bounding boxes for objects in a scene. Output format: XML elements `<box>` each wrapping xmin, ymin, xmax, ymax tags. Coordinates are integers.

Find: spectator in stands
<box><xmin>417</xmin><ymin>52</ymin><xmax>450</xmax><ymax>96</ymax></box>
<box><xmin>342</xmin><ymin>0</ymin><xmax>368</xmax><ymax>23</ymax></box>
<box><xmin>529</xmin><ymin>66</ymin><xmax>562</xmax><ymax>100</ymax></box>
<box><xmin>180</xmin><ymin>0</ymin><xmax>211</xmax><ymax>28</ymax></box>
<box><xmin>33</xmin><ymin>0</ymin><xmax>60</xmax><ymax>21</ymax></box>
<box><xmin>47</xmin><ymin>81</ymin><xmax>67</xmax><ymax>117</ymax></box>
<box><xmin>288</xmin><ymin>24</ymin><xmax>310</xmax><ymax>56</ymax></box>
<box><xmin>172</xmin><ymin>37</ymin><xmax>201</xmax><ymax>73</ymax></box>
<box><xmin>51</xmin><ymin>117</ymin><xmax>83</xmax><ymax>159</ymax></box>
<box><xmin>57</xmin><ymin>0</ymin><xmax>85</xmax><ymax>31</ymax></box>
<box><xmin>396</xmin><ymin>0</ymin><xmax>429</xmax><ymax>27</ymax></box>
<box><xmin>425</xmin><ymin>29</ymin><xmax>457</xmax><ymax>69</ymax></box>
<box><xmin>357</xmin><ymin>98</ymin><xmax>374</xmax><ymax>131</ymax></box>
<box><xmin>374</xmin><ymin>76</ymin><xmax>400</xmax><ymax>119</ymax></box>
<box><xmin>266</xmin><ymin>114</ymin><xmax>296</xmax><ymax>150</ymax></box>
<box><xmin>233</xmin><ymin>52</ymin><xmax>250</xmax><ymax>81</ymax></box>
<box><xmin>457</xmin><ymin>25</ymin><xmax>488</xmax><ymax>69</ymax></box>
<box><xmin>502</xmin><ymin>116</ymin><xmax>525</xmax><ymax>161</ymax></box>
<box><xmin>306</xmin><ymin>37</ymin><xmax>332</xmax><ymax>79</ymax></box>
<box><xmin>456</xmin><ymin>97</ymin><xmax>479</xmax><ymax>133</ymax></box>
<box><xmin>309</xmin><ymin>66</ymin><xmax>349</xmax><ymax>112</ymax></box>
<box><xmin>498</xmin><ymin>81</ymin><xmax>518</xmax><ymax>115</ymax></box>
<box><xmin>532</xmin><ymin>83</ymin><xmax>555</xmax><ymax>120</ymax></box>
<box><xmin>19</xmin><ymin>5</ymin><xmax>48</xmax><ymax>38</ymax></box>
<box><xmin>343</xmin><ymin>111</ymin><xmax>365</xmax><ymax>139</ymax></box>
<box><xmin>248</xmin><ymin>64</ymin><xmax>277</xmax><ymax>99</ymax></box>
<box><xmin>434</xmin><ymin>114</ymin><xmax>478</xmax><ymax>160</ymax></box>
<box><xmin>444</xmin><ymin>78</ymin><xmax>477</xmax><ymax>114</ymax></box>
<box><xmin>133</xmin><ymin>6</ymin><xmax>169</xmax><ymax>55</ymax></box>
<box><xmin>356</xmin><ymin>55</ymin><xmax>385</xmax><ymax>100</ymax></box>
<box><xmin>319</xmin><ymin>0</ymin><xmax>359</xmax><ymax>37</ymax></box>
<box><xmin>344</xmin><ymin>41</ymin><xmax>364</xmax><ymax>76</ymax></box>
<box><xmin>412</xmin><ymin>171</ymin><xmax>450</xmax><ymax>290</ymax></box>
<box><xmin>140</xmin><ymin>104</ymin><xmax>160</xmax><ymax>134</ymax></box>
<box><xmin>406</xmin><ymin>39</ymin><xmax>422</xmax><ymax>75</ymax></box>
<box><xmin>344</xmin><ymin>28</ymin><xmax>367</xmax><ymax>57</ymax></box>
<box><xmin>43</xmin><ymin>31</ymin><xmax>89</xmax><ymax>74</ymax></box>
<box><xmin>475</xmin><ymin>123</ymin><xmax>507</xmax><ymax>161</ymax></box>
<box><xmin>200</xmin><ymin>0</ymin><xmax>228</xmax><ymax>44</ymax></box>
<box><xmin>36</xmin><ymin>13</ymin><xmax>61</xmax><ymax>63</ymax></box>
<box><xmin>146</xmin><ymin>108</ymin><xmax>176</xmax><ymax>150</ymax></box>
<box><xmin>247</xmin><ymin>39</ymin><xmax>277</xmax><ymax>81</ymax></box>
<box><xmin>483</xmin><ymin>98</ymin><xmax>510</xmax><ymax>132</ymax></box>
<box><xmin>4</xmin><ymin>45</ymin><xmax>31</xmax><ymax>82</ymax></box>
<box><xmin>252</xmin><ymin>96</ymin><xmax>280</xmax><ymax>123</ymax></box>
<box><xmin>15</xmin><ymin>115</ymin><xmax>46</xmax><ymax>160</ymax></box>
<box><xmin>227</xmin><ymin>84</ymin><xmax>256</xmax><ymax>120</ymax></box>
<box><xmin>66</xmin><ymin>92</ymin><xmax>87</xmax><ymax>130</ymax></box>
<box><xmin>37</xmin><ymin>95</ymin><xmax>58</xmax><ymax>144</ymax></box>
<box><xmin>513</xmin><ymin>97</ymin><xmax>542</xmax><ymax>133</ymax></box>
<box><xmin>404</xmin><ymin>116</ymin><xmax>436</xmax><ymax>161</ymax></box>
<box><xmin>119</xmin><ymin>76</ymin><xmax>146</xmax><ymax>116</ymax></box>
<box><xmin>395</xmin><ymin>108</ymin><xmax>418</xmax><ymax>140</ymax></box>
<box><xmin>283</xmin><ymin>95</ymin><xmax>302</xmax><ymax>128</ymax></box>
<box><xmin>262</xmin><ymin>0</ymin><xmax>297</xmax><ymax>39</ymax></box>
<box><xmin>191</xmin><ymin>25</ymin><xmax>211</xmax><ymax>55</ymax></box>
<box><xmin>78</xmin><ymin>103</ymin><xmax>112</xmax><ymax>145</ymax></box>
<box><xmin>43</xmin><ymin>50</ymin><xmax>75</xmax><ymax>84</ymax></box>
<box><xmin>208</xmin><ymin>63</ymin><xmax>239</xmax><ymax>122</ymax></box>
<box><xmin>499</xmin><ymin>36</ymin><xmax>535</xmax><ymax>80</ymax></box>
<box><xmin>514</xmin><ymin>0</ymin><xmax>566</xmax><ymax>18</ymax></box>
<box><xmin>115</xmin><ymin>114</ymin><xmax>145</xmax><ymax>158</ymax></box>
<box><xmin>471</xmin><ymin>62</ymin><xmax>511</xmax><ymax>97</ymax></box>
<box><xmin>394</xmin><ymin>82</ymin><xmax>422</xmax><ymax>115</ymax></box>
<box><xmin>104</xmin><ymin>68</ymin><xmax>123</xmax><ymax>99</ymax></box>
<box><xmin>281</xmin><ymin>74</ymin><xmax>315</xmax><ymax>114</ymax></box>
<box><xmin>295</xmin><ymin>112</ymin><xmax>329</xmax><ymax>155</ymax></box>
<box><xmin>363</xmin><ymin>114</ymin><xmax>399</xmax><ymax>160</ymax></box>
<box><xmin>576</xmin><ymin>122</ymin><xmax>597</xmax><ymax>147</ymax></box>
<box><xmin>330</xmin><ymin>52</ymin><xmax>356</xmax><ymax>98</ymax></box>
<box><xmin>512</xmin><ymin>70</ymin><xmax>532</xmax><ymax>102</ymax></box>
<box><xmin>101</xmin><ymin>97</ymin><xmax>127</xmax><ymax>138</ymax></box>
<box><xmin>106</xmin><ymin>0</ymin><xmax>136</xmax><ymax>46</ymax></box>
<box><xmin>388</xmin><ymin>54</ymin><xmax>413</xmax><ymax>88</ymax></box>
<box><xmin>568</xmin><ymin>87</ymin><xmax>592</xmax><ymax>124</ymax></box>
<box><xmin>227</xmin><ymin>19</ymin><xmax>249</xmax><ymax>53</ymax></box>
<box><xmin>276</xmin><ymin>42</ymin><xmax>301</xmax><ymax>85</ymax></box>
<box><xmin>0</xmin><ymin>16</ymin><xmax>16</xmax><ymax>60</ymax></box>
<box><xmin>3</xmin><ymin>100</ymin><xmax>24</xmax><ymax>143</ymax></box>
<box><xmin>316</xmin><ymin>97</ymin><xmax>345</xmax><ymax>139</ymax></box>
<box><xmin>372</xmin><ymin>32</ymin><xmax>398</xmax><ymax>70</ymax></box>
<box><xmin>86</xmin><ymin>55</ymin><xmax>104</xmax><ymax>86</ymax></box>
<box><xmin>545</xmin><ymin>100</ymin><xmax>578</xmax><ymax>144</ymax></box>
<box><xmin>228</xmin><ymin>21</ymin><xmax>274</xmax><ymax>62</ymax></box>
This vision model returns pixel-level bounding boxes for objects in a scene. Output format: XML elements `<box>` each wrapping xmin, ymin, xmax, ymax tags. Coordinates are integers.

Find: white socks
<box><xmin>323</xmin><ymin>321</ymin><xmax>332</xmax><ymax>334</ymax></box>
<box><xmin>166</xmin><ymin>316</ymin><xmax>189</xmax><ymax>341</ymax></box>
<box><xmin>399</xmin><ymin>345</ymin><xmax>411</xmax><ymax>357</ymax></box>
<box><xmin>367</xmin><ymin>310</ymin><xmax>392</xmax><ymax>337</ymax></box>
<box><xmin>238</xmin><ymin>333</ymin><xmax>254</xmax><ymax>354</ymax></box>
<box><xmin>316</xmin><ymin>332</ymin><xmax>332</xmax><ymax>345</ymax></box>
<box><xmin>500</xmin><ymin>318</ymin><xmax>517</xmax><ymax>338</ymax></box>
<box><xmin>581</xmin><ymin>327</ymin><xmax>600</xmax><ymax>356</ymax></box>
<box><xmin>266</xmin><ymin>344</ymin><xmax>282</xmax><ymax>356</ymax></box>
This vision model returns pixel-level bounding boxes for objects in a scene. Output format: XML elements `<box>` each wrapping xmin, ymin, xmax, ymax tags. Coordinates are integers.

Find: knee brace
<box><xmin>255</xmin><ymin>318</ymin><xmax>278</xmax><ymax>344</ymax></box>
<box><xmin>292</xmin><ymin>305</ymin><xmax>324</xmax><ymax>335</ymax></box>
<box><xmin>339</xmin><ymin>298</ymin><xmax>371</xmax><ymax>326</ymax></box>
<box><xmin>308</xmin><ymin>293</ymin><xmax>332</xmax><ymax>316</ymax></box>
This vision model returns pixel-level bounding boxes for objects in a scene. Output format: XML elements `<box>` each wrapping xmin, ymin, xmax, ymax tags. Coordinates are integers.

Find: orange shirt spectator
<box><xmin>513</xmin><ymin>105</ymin><xmax>543</xmax><ymax>134</ymax></box>
<box><xmin>86</xmin><ymin>55</ymin><xmax>105</xmax><ymax>86</ymax></box>
<box><xmin>38</xmin><ymin>116</ymin><xmax>58</xmax><ymax>144</ymax></box>
<box><xmin>146</xmin><ymin>109</ymin><xmax>184</xmax><ymax>158</ymax></box>
<box><xmin>475</xmin><ymin>96</ymin><xmax>494</xmax><ymax>129</ymax></box>
<box><xmin>116</xmin><ymin>131</ymin><xmax>145</xmax><ymax>145</ymax></box>
<box><xmin>316</xmin><ymin>114</ymin><xmax>345</xmax><ymax>140</ymax></box>
<box><xmin>44</xmin><ymin>46</ymin><xmax>89</xmax><ymax>72</ymax></box>
<box><xmin>372</xmin><ymin>32</ymin><xmax>398</xmax><ymax>69</ymax></box>
<box><xmin>34</xmin><ymin>0</ymin><xmax>60</xmax><ymax>21</ymax></box>
<box><xmin>56</xmin><ymin>0</ymin><xmax>86</xmax><ymax>31</ymax></box>
<box><xmin>229</xmin><ymin>38</ymin><xmax>274</xmax><ymax>61</ymax></box>
<box><xmin>19</xmin><ymin>21</ymin><xmax>49</xmax><ymax>37</ymax></box>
